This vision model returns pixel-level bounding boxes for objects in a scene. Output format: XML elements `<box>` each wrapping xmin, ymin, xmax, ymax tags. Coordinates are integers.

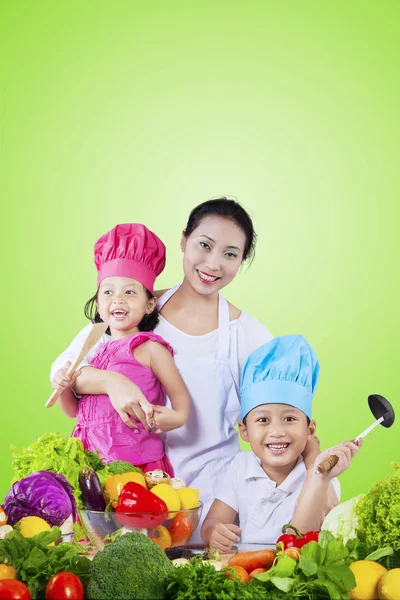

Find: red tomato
<box><xmin>0</xmin><ymin>580</ymin><xmax>30</xmax><ymax>600</ymax></box>
<box><xmin>167</xmin><ymin>512</ymin><xmax>193</xmax><ymax>545</ymax></box>
<box><xmin>45</xmin><ymin>572</ymin><xmax>84</xmax><ymax>600</ymax></box>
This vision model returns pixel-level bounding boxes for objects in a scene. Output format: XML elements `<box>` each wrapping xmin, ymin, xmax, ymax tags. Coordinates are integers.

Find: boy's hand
<box><xmin>302</xmin><ymin>435</ymin><xmax>321</xmax><ymax>469</ymax></box>
<box><xmin>314</xmin><ymin>439</ymin><xmax>362</xmax><ymax>478</ymax></box>
<box><xmin>51</xmin><ymin>361</ymin><xmax>81</xmax><ymax>391</ymax></box>
<box><xmin>209</xmin><ymin>523</ymin><xmax>241</xmax><ymax>553</ymax></box>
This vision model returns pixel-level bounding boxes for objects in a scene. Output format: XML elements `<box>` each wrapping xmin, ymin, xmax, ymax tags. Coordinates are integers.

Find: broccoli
<box><xmin>107</xmin><ymin>460</ymin><xmax>144</xmax><ymax>475</ymax></box>
<box><xmin>86</xmin><ymin>531</ymin><xmax>174</xmax><ymax>600</ymax></box>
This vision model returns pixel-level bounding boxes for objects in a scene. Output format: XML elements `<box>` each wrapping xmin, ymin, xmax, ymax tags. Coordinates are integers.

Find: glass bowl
<box><xmin>79</xmin><ymin>502</ymin><xmax>203</xmax><ymax>552</ymax></box>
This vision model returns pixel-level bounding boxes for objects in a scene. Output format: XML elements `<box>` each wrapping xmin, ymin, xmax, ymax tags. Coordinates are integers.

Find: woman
<box><xmin>51</xmin><ymin>198</ymin><xmax>274</xmax><ymax>539</ymax></box>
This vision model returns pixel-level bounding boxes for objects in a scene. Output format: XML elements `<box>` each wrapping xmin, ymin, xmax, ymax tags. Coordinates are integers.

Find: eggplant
<box><xmin>79</xmin><ymin>467</ymin><xmax>106</xmax><ymax>511</ymax></box>
<box><xmin>165</xmin><ymin>544</ymin><xmax>209</xmax><ymax>560</ymax></box>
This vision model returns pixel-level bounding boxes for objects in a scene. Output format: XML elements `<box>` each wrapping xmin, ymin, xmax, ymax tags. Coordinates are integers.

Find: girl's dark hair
<box><xmin>183</xmin><ymin>197</ymin><xmax>256</xmax><ymax>264</ymax></box>
<box><xmin>84</xmin><ymin>286</ymin><xmax>159</xmax><ymax>334</ymax></box>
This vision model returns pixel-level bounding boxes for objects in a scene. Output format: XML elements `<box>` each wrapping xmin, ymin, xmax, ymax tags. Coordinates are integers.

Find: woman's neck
<box><xmin>173</xmin><ymin>278</ymin><xmax>219</xmax><ymax>311</ymax></box>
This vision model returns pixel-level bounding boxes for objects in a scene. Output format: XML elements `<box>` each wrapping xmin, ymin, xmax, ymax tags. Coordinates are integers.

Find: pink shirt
<box><xmin>72</xmin><ymin>332</ymin><xmax>173</xmax><ymax>464</ymax></box>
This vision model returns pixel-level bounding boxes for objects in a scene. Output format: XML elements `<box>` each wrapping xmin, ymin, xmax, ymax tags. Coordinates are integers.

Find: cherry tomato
<box><xmin>0</xmin><ymin>580</ymin><xmax>30</xmax><ymax>600</ymax></box>
<box><xmin>285</xmin><ymin>547</ymin><xmax>301</xmax><ymax>560</ymax></box>
<box><xmin>226</xmin><ymin>565</ymin><xmax>250</xmax><ymax>584</ymax></box>
<box><xmin>45</xmin><ymin>572</ymin><xmax>84</xmax><ymax>600</ymax></box>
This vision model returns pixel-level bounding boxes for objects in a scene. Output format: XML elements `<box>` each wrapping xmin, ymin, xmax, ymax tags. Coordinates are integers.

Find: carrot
<box><xmin>249</xmin><ymin>568</ymin><xmax>267</xmax><ymax>579</ymax></box>
<box><xmin>226</xmin><ymin>565</ymin><xmax>249</xmax><ymax>584</ymax></box>
<box><xmin>228</xmin><ymin>548</ymin><xmax>276</xmax><ymax>574</ymax></box>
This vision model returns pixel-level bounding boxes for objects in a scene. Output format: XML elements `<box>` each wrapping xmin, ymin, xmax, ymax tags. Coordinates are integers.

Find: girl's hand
<box><xmin>105</xmin><ymin>372</ymin><xmax>155</xmax><ymax>432</ymax></box>
<box><xmin>209</xmin><ymin>523</ymin><xmax>241</xmax><ymax>553</ymax></box>
<box><xmin>314</xmin><ymin>439</ymin><xmax>362</xmax><ymax>479</ymax></box>
<box><xmin>151</xmin><ymin>406</ymin><xmax>186</xmax><ymax>433</ymax></box>
<box><xmin>302</xmin><ymin>435</ymin><xmax>321</xmax><ymax>469</ymax></box>
<box><xmin>51</xmin><ymin>361</ymin><xmax>81</xmax><ymax>391</ymax></box>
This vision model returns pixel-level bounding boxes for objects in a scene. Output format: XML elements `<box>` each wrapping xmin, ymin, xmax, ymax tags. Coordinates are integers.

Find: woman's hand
<box><xmin>314</xmin><ymin>439</ymin><xmax>362</xmax><ymax>479</ymax></box>
<box><xmin>151</xmin><ymin>406</ymin><xmax>186</xmax><ymax>433</ymax></box>
<box><xmin>208</xmin><ymin>523</ymin><xmax>241</xmax><ymax>553</ymax></box>
<box><xmin>51</xmin><ymin>361</ymin><xmax>82</xmax><ymax>391</ymax></box>
<box><xmin>105</xmin><ymin>372</ymin><xmax>155</xmax><ymax>432</ymax></box>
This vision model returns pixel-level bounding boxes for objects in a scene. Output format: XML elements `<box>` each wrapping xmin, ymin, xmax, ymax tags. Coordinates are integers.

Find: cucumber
<box><xmin>79</xmin><ymin>467</ymin><xmax>106</xmax><ymax>511</ymax></box>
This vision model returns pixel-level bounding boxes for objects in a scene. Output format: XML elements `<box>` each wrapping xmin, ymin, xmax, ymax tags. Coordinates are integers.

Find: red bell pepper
<box><xmin>115</xmin><ymin>481</ymin><xmax>168</xmax><ymax>528</ymax></box>
<box><xmin>276</xmin><ymin>524</ymin><xmax>319</xmax><ymax>550</ymax></box>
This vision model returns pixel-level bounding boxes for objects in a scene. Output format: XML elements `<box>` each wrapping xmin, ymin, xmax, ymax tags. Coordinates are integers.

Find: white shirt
<box><xmin>216</xmin><ymin>452</ymin><xmax>341</xmax><ymax>545</ymax></box>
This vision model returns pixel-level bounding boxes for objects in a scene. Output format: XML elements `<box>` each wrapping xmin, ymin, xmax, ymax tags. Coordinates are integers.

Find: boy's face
<box><xmin>239</xmin><ymin>403</ymin><xmax>316</xmax><ymax>474</ymax></box>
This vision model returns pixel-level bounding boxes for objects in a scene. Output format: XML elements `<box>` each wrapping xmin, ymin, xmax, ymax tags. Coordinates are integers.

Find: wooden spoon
<box><xmin>45</xmin><ymin>322</ymin><xmax>108</xmax><ymax>408</ymax></box>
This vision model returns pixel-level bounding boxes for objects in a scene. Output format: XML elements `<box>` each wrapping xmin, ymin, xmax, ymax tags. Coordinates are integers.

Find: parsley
<box><xmin>165</xmin><ymin>557</ymin><xmax>283</xmax><ymax>600</ymax></box>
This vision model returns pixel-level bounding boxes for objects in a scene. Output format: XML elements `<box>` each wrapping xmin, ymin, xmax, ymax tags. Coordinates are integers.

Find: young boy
<box><xmin>201</xmin><ymin>335</ymin><xmax>360</xmax><ymax>552</ymax></box>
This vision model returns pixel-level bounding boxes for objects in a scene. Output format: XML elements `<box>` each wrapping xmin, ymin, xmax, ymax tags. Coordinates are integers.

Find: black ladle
<box><xmin>316</xmin><ymin>394</ymin><xmax>395</xmax><ymax>474</ymax></box>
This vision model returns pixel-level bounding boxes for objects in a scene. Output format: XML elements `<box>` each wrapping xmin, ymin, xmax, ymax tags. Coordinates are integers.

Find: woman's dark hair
<box><xmin>84</xmin><ymin>286</ymin><xmax>159</xmax><ymax>334</ymax></box>
<box><xmin>183</xmin><ymin>197</ymin><xmax>256</xmax><ymax>264</ymax></box>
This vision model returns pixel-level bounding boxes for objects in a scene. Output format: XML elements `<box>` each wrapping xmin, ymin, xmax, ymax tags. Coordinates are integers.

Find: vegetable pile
<box><xmin>0</xmin><ymin>526</ymin><xmax>90</xmax><ymax>598</ymax></box>
<box><xmin>321</xmin><ymin>462</ymin><xmax>400</xmax><ymax>556</ymax></box>
<box><xmin>10</xmin><ymin>433</ymin><xmax>112</xmax><ymax>509</ymax></box>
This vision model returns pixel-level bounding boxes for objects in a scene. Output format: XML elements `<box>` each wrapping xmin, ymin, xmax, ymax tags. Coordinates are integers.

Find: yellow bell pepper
<box><xmin>105</xmin><ymin>472</ymin><xmax>147</xmax><ymax>508</ymax></box>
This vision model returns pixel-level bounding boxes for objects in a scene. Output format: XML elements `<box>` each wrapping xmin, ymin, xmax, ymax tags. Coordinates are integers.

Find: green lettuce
<box><xmin>321</xmin><ymin>495</ymin><xmax>364</xmax><ymax>544</ymax></box>
<box><xmin>355</xmin><ymin>462</ymin><xmax>400</xmax><ymax>551</ymax></box>
<box><xmin>10</xmin><ymin>433</ymin><xmax>111</xmax><ymax>508</ymax></box>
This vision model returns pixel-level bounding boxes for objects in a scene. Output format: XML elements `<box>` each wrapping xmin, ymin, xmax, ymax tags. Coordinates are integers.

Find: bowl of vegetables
<box><xmin>80</xmin><ymin>502</ymin><xmax>203</xmax><ymax>551</ymax></box>
<box><xmin>79</xmin><ymin>466</ymin><xmax>203</xmax><ymax>552</ymax></box>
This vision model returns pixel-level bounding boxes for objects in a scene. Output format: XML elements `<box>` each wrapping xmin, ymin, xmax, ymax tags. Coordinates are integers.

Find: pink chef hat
<box><xmin>94</xmin><ymin>224</ymin><xmax>166</xmax><ymax>294</ymax></box>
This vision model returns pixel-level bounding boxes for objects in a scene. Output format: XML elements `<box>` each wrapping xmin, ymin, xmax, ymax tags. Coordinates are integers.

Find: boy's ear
<box><xmin>238</xmin><ymin>421</ymin><xmax>249</xmax><ymax>443</ymax></box>
<box><xmin>308</xmin><ymin>419</ymin><xmax>317</xmax><ymax>438</ymax></box>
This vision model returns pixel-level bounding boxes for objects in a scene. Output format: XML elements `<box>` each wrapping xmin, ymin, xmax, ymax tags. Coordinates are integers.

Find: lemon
<box><xmin>18</xmin><ymin>516</ymin><xmax>51</xmax><ymax>538</ymax></box>
<box><xmin>151</xmin><ymin>483</ymin><xmax>180</xmax><ymax>515</ymax></box>
<box><xmin>177</xmin><ymin>487</ymin><xmax>200</xmax><ymax>510</ymax></box>
<box><xmin>378</xmin><ymin>568</ymin><xmax>400</xmax><ymax>600</ymax></box>
<box><xmin>349</xmin><ymin>560</ymin><xmax>387</xmax><ymax>600</ymax></box>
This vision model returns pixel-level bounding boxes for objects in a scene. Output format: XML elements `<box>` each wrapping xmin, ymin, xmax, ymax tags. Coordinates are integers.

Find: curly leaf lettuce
<box><xmin>355</xmin><ymin>462</ymin><xmax>400</xmax><ymax>551</ymax></box>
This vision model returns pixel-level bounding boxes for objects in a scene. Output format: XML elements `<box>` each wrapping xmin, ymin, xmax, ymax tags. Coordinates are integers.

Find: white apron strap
<box><xmin>157</xmin><ymin>283</ymin><xmax>181</xmax><ymax>310</ymax></box>
<box><xmin>217</xmin><ymin>293</ymin><xmax>230</xmax><ymax>362</ymax></box>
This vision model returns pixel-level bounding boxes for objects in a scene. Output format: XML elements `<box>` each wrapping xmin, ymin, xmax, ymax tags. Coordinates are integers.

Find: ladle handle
<box><xmin>316</xmin><ymin>439</ymin><xmax>357</xmax><ymax>474</ymax></box>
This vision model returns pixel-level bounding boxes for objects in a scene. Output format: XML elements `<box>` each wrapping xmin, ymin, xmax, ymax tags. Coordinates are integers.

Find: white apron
<box><xmin>157</xmin><ymin>284</ymin><xmax>241</xmax><ymax>542</ymax></box>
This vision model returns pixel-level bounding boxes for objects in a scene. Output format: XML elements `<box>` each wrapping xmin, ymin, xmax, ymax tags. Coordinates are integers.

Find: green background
<box><xmin>1</xmin><ymin>1</ymin><xmax>399</xmax><ymax>503</ymax></box>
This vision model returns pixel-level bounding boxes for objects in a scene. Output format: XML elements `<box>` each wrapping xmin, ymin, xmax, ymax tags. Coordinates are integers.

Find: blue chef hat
<box><xmin>240</xmin><ymin>335</ymin><xmax>320</xmax><ymax>421</ymax></box>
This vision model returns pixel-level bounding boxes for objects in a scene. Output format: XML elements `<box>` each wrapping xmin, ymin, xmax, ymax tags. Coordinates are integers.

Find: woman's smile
<box><xmin>196</xmin><ymin>269</ymin><xmax>221</xmax><ymax>285</ymax></box>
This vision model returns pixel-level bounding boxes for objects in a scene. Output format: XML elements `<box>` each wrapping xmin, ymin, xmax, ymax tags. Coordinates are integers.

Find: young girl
<box><xmin>56</xmin><ymin>223</ymin><xmax>190</xmax><ymax>474</ymax></box>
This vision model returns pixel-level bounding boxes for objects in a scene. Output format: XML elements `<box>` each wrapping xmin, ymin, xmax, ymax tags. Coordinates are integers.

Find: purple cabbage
<box><xmin>3</xmin><ymin>470</ymin><xmax>77</xmax><ymax>526</ymax></box>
